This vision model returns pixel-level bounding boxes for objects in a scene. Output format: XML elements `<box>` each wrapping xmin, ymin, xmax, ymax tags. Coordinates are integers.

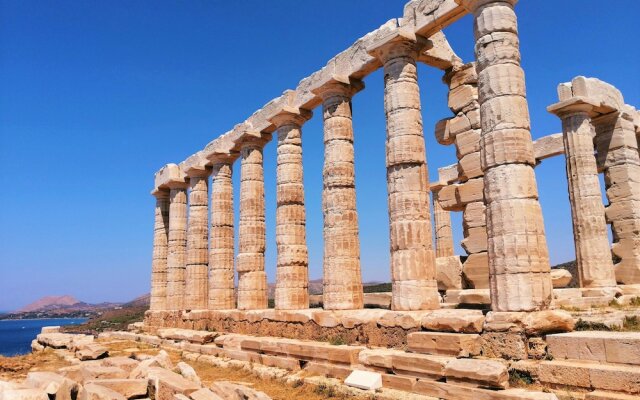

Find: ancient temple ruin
<box><xmin>141</xmin><ymin>1</ymin><xmax>640</xmax><ymax>398</ymax></box>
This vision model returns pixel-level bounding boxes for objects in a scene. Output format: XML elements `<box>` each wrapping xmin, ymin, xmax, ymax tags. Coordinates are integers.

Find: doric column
<box><xmin>460</xmin><ymin>0</ymin><xmax>552</xmax><ymax>311</ymax></box>
<box><xmin>166</xmin><ymin>182</ymin><xmax>189</xmax><ymax>310</ymax></box>
<box><xmin>432</xmin><ymin>188</ymin><xmax>455</xmax><ymax>258</ymax></box>
<box><xmin>150</xmin><ymin>189</ymin><xmax>170</xmax><ymax>311</ymax></box>
<box><xmin>548</xmin><ymin>98</ymin><xmax>616</xmax><ymax>288</ymax></box>
<box><xmin>595</xmin><ymin>111</ymin><xmax>640</xmax><ymax>284</ymax></box>
<box><xmin>237</xmin><ymin>138</ymin><xmax>268</xmax><ymax>310</ymax></box>
<box><xmin>208</xmin><ymin>159</ymin><xmax>236</xmax><ymax>310</ymax></box>
<box><xmin>270</xmin><ymin>109</ymin><xmax>312</xmax><ymax>310</ymax></box>
<box><xmin>184</xmin><ymin>168</ymin><xmax>211</xmax><ymax>310</ymax></box>
<box><xmin>312</xmin><ymin>79</ymin><xmax>364</xmax><ymax>310</ymax></box>
<box><xmin>368</xmin><ymin>32</ymin><xmax>439</xmax><ymax>310</ymax></box>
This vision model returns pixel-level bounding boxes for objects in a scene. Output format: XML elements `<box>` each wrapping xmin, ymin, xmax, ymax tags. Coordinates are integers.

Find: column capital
<box><xmin>181</xmin><ymin>152</ymin><xmax>212</xmax><ymax>178</ymax></box>
<box><xmin>547</xmin><ymin>97</ymin><xmax>601</xmax><ymax>118</ymax></box>
<box><xmin>268</xmin><ymin>107</ymin><xmax>312</xmax><ymax>129</ymax></box>
<box><xmin>208</xmin><ymin>152</ymin><xmax>238</xmax><ymax>167</ymax></box>
<box><xmin>456</xmin><ymin>0</ymin><xmax>517</xmax><ymax>12</ymax></box>
<box><xmin>311</xmin><ymin>77</ymin><xmax>364</xmax><ymax>101</ymax></box>
<box><xmin>151</xmin><ymin>188</ymin><xmax>170</xmax><ymax>199</ymax></box>
<box><xmin>239</xmin><ymin>134</ymin><xmax>270</xmax><ymax>150</ymax></box>
<box><xmin>155</xmin><ymin>163</ymin><xmax>188</xmax><ymax>190</ymax></box>
<box><xmin>366</xmin><ymin>28</ymin><xmax>426</xmax><ymax>64</ymax></box>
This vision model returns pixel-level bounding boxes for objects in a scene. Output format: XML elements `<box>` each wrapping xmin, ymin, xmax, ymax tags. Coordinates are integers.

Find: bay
<box><xmin>0</xmin><ymin>318</ymin><xmax>87</xmax><ymax>356</ymax></box>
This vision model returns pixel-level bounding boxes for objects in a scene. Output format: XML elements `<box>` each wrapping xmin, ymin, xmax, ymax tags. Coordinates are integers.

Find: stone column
<box><xmin>185</xmin><ymin>170</ymin><xmax>211</xmax><ymax>310</ymax></box>
<box><xmin>313</xmin><ymin>79</ymin><xmax>364</xmax><ymax>310</ymax></box>
<box><xmin>208</xmin><ymin>160</ymin><xmax>236</xmax><ymax>310</ymax></box>
<box><xmin>150</xmin><ymin>189</ymin><xmax>170</xmax><ymax>311</ymax></box>
<box><xmin>237</xmin><ymin>139</ymin><xmax>268</xmax><ymax>310</ymax></box>
<box><xmin>595</xmin><ymin>112</ymin><xmax>640</xmax><ymax>284</ymax></box>
<box><xmin>270</xmin><ymin>110</ymin><xmax>312</xmax><ymax>310</ymax></box>
<box><xmin>433</xmin><ymin>188</ymin><xmax>455</xmax><ymax>258</ymax></box>
<box><xmin>549</xmin><ymin>99</ymin><xmax>616</xmax><ymax>288</ymax></box>
<box><xmin>461</xmin><ymin>0</ymin><xmax>552</xmax><ymax>311</ymax></box>
<box><xmin>369</xmin><ymin>34</ymin><xmax>439</xmax><ymax>310</ymax></box>
<box><xmin>166</xmin><ymin>183</ymin><xmax>189</xmax><ymax>310</ymax></box>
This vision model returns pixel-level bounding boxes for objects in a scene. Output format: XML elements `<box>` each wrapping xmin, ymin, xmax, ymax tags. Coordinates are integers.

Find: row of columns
<box><xmin>151</xmin><ymin>0</ymin><xmax>559</xmax><ymax>313</ymax></box>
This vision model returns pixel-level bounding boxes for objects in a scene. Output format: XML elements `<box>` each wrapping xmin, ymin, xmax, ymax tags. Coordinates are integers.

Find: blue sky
<box><xmin>1</xmin><ymin>1</ymin><xmax>638</xmax><ymax>311</ymax></box>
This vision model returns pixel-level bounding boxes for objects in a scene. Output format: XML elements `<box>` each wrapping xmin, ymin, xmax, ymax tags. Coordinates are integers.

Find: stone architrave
<box><xmin>270</xmin><ymin>109</ymin><xmax>312</xmax><ymax>310</ymax></box>
<box><xmin>459</xmin><ymin>0</ymin><xmax>552</xmax><ymax>311</ymax></box>
<box><xmin>184</xmin><ymin>169</ymin><xmax>211</xmax><ymax>310</ymax></box>
<box><xmin>312</xmin><ymin>79</ymin><xmax>364</xmax><ymax>310</ymax></box>
<box><xmin>150</xmin><ymin>189</ymin><xmax>170</xmax><ymax>311</ymax></box>
<box><xmin>368</xmin><ymin>31</ymin><xmax>439</xmax><ymax>310</ymax></box>
<box><xmin>548</xmin><ymin>98</ymin><xmax>616</xmax><ymax>288</ymax></box>
<box><xmin>166</xmin><ymin>182</ymin><xmax>189</xmax><ymax>311</ymax></box>
<box><xmin>208</xmin><ymin>159</ymin><xmax>236</xmax><ymax>310</ymax></box>
<box><xmin>595</xmin><ymin>112</ymin><xmax>640</xmax><ymax>284</ymax></box>
<box><xmin>237</xmin><ymin>138</ymin><xmax>268</xmax><ymax>310</ymax></box>
<box><xmin>433</xmin><ymin>188</ymin><xmax>455</xmax><ymax>258</ymax></box>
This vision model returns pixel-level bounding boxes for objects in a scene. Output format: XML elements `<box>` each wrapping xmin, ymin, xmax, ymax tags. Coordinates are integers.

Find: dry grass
<box><xmin>0</xmin><ymin>348</ymin><xmax>73</xmax><ymax>382</ymax></box>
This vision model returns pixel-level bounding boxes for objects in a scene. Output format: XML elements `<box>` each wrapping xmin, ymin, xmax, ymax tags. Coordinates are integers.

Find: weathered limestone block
<box><xmin>547</xmin><ymin>331</ymin><xmax>640</xmax><ymax>366</ymax></box>
<box><xmin>433</xmin><ymin>189</ymin><xmax>455</xmax><ymax>258</ymax></box>
<box><xmin>448</xmin><ymin>84</ymin><xmax>478</xmax><ymax>113</ymax></box>
<box><xmin>550</xmin><ymin>268</ymin><xmax>572</xmax><ymax>288</ymax></box>
<box><xmin>185</xmin><ymin>172</ymin><xmax>210</xmax><ymax>310</ymax></box>
<box><xmin>75</xmin><ymin>343</ymin><xmax>108</xmax><ymax>361</ymax></box>
<box><xmin>237</xmin><ymin>140</ymin><xmax>268</xmax><ymax>310</ymax></box>
<box><xmin>344</xmin><ymin>370</ymin><xmax>382</xmax><ymax>391</ymax></box>
<box><xmin>459</xmin><ymin>289</ymin><xmax>490</xmax><ymax>304</ymax></box>
<box><xmin>78</xmin><ymin>383</ymin><xmax>126</xmax><ymax>400</ymax></box>
<box><xmin>150</xmin><ymin>190</ymin><xmax>170</xmax><ymax>311</ymax></box>
<box><xmin>147</xmin><ymin>367</ymin><xmax>200</xmax><ymax>400</ymax></box>
<box><xmin>167</xmin><ymin>184</ymin><xmax>189</xmax><ymax>311</ymax></box>
<box><xmin>458</xmin><ymin>151</ymin><xmax>482</xmax><ymax>180</ymax></box>
<box><xmin>548</xmin><ymin>96</ymin><xmax>616</xmax><ymax>288</ymax></box>
<box><xmin>533</xmin><ymin>133</ymin><xmax>564</xmax><ymax>160</ymax></box>
<box><xmin>407</xmin><ymin>332</ymin><xmax>481</xmax><ymax>357</ymax></box>
<box><xmin>83</xmin><ymin>379</ymin><xmax>147</xmax><ymax>399</ymax></box>
<box><xmin>421</xmin><ymin>309</ymin><xmax>485</xmax><ymax>333</ymax></box>
<box><xmin>210</xmin><ymin>382</ymin><xmax>272</xmax><ymax>400</ymax></box>
<box><xmin>461</xmin><ymin>226</ymin><xmax>487</xmax><ymax>254</ymax></box>
<box><xmin>462</xmin><ymin>252</ymin><xmax>489</xmax><ymax>289</ymax></box>
<box><xmin>270</xmin><ymin>109</ymin><xmax>311</xmax><ymax>310</ymax></box>
<box><xmin>480</xmin><ymin>332</ymin><xmax>528</xmax><ymax>360</ymax></box>
<box><xmin>208</xmin><ymin>161</ymin><xmax>236</xmax><ymax>310</ymax></box>
<box><xmin>444</xmin><ymin>358</ymin><xmax>509</xmax><ymax>389</ymax></box>
<box><xmin>0</xmin><ymin>389</ymin><xmax>49</xmax><ymax>400</ymax></box>
<box><xmin>435</xmin><ymin>117</ymin><xmax>455</xmax><ymax>145</ymax></box>
<box><xmin>25</xmin><ymin>372</ymin><xmax>79</xmax><ymax>400</ymax></box>
<box><xmin>157</xmin><ymin>329</ymin><xmax>217</xmax><ymax>344</ymax></box>
<box><xmin>368</xmin><ymin>32</ymin><xmax>439</xmax><ymax>311</ymax></box>
<box><xmin>457</xmin><ymin>177</ymin><xmax>483</xmax><ymax>204</ymax></box>
<box><xmin>463</xmin><ymin>201</ymin><xmax>485</xmax><ymax>229</ymax></box>
<box><xmin>436</xmin><ymin>256</ymin><xmax>463</xmax><ymax>290</ymax></box>
<box><xmin>312</xmin><ymin>79</ymin><xmax>364</xmax><ymax>310</ymax></box>
<box><xmin>455</xmin><ymin>129</ymin><xmax>481</xmax><ymax>157</ymax></box>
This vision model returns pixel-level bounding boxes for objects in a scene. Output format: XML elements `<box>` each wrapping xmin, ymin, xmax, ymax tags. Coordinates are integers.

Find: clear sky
<box><xmin>1</xmin><ymin>1</ymin><xmax>638</xmax><ymax>311</ymax></box>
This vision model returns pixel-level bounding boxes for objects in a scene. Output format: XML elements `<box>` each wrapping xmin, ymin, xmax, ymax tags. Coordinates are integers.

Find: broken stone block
<box><xmin>157</xmin><ymin>329</ymin><xmax>217</xmax><ymax>344</ymax></box>
<box><xmin>189</xmin><ymin>388</ymin><xmax>224</xmax><ymax>400</ymax></box>
<box><xmin>462</xmin><ymin>253</ymin><xmax>489</xmax><ymax>289</ymax></box>
<box><xmin>0</xmin><ymin>389</ymin><xmax>49</xmax><ymax>400</ymax></box>
<box><xmin>421</xmin><ymin>309</ymin><xmax>485</xmax><ymax>333</ymax></box>
<box><xmin>444</xmin><ymin>358</ymin><xmax>509</xmax><ymax>389</ymax></box>
<box><xmin>176</xmin><ymin>362</ymin><xmax>201</xmax><ymax>385</ymax></box>
<box><xmin>550</xmin><ymin>268</ymin><xmax>572</xmax><ymax>288</ymax></box>
<box><xmin>147</xmin><ymin>368</ymin><xmax>200</xmax><ymax>400</ymax></box>
<box><xmin>436</xmin><ymin>256</ymin><xmax>463</xmax><ymax>290</ymax></box>
<box><xmin>78</xmin><ymin>383</ymin><xmax>126</xmax><ymax>400</ymax></box>
<box><xmin>210</xmin><ymin>382</ymin><xmax>272</xmax><ymax>400</ymax></box>
<box><xmin>344</xmin><ymin>370</ymin><xmax>382</xmax><ymax>390</ymax></box>
<box><xmin>24</xmin><ymin>372</ymin><xmax>79</xmax><ymax>400</ymax></box>
<box><xmin>83</xmin><ymin>379</ymin><xmax>147</xmax><ymax>399</ymax></box>
<box><xmin>75</xmin><ymin>344</ymin><xmax>108</xmax><ymax>361</ymax></box>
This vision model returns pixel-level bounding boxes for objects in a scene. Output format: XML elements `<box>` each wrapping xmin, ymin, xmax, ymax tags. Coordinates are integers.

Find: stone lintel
<box><xmin>267</xmin><ymin>90</ymin><xmax>313</xmax><ymax>128</ymax></box>
<box><xmin>310</xmin><ymin>76</ymin><xmax>364</xmax><ymax>100</ymax></box>
<box><xmin>533</xmin><ymin>133</ymin><xmax>564</xmax><ymax>161</ymax></box>
<box><xmin>150</xmin><ymin>188</ymin><xmax>169</xmax><ymax>199</ymax></box>
<box><xmin>180</xmin><ymin>151</ymin><xmax>211</xmax><ymax>178</ymax></box>
<box><xmin>547</xmin><ymin>96</ymin><xmax>609</xmax><ymax>118</ymax></box>
<box><xmin>439</xmin><ymin>164</ymin><xmax>460</xmax><ymax>185</ymax></box>
<box><xmin>456</xmin><ymin>0</ymin><xmax>518</xmax><ymax>13</ymax></box>
<box><xmin>417</xmin><ymin>31</ymin><xmax>463</xmax><ymax>71</ymax></box>
<box><xmin>408</xmin><ymin>0</ymin><xmax>468</xmax><ymax>37</ymax></box>
<box><xmin>154</xmin><ymin>163</ymin><xmax>188</xmax><ymax>191</ymax></box>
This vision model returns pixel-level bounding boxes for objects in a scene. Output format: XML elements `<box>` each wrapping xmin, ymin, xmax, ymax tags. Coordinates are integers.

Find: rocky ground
<box><xmin>0</xmin><ymin>328</ymin><xmax>424</xmax><ymax>400</ymax></box>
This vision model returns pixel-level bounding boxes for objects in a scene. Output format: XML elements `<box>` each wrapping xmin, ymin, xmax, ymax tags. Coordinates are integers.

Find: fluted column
<box><xmin>150</xmin><ymin>189</ymin><xmax>170</xmax><ymax>311</ymax></box>
<box><xmin>549</xmin><ymin>99</ymin><xmax>616</xmax><ymax>288</ymax></box>
<box><xmin>460</xmin><ymin>0</ymin><xmax>552</xmax><ymax>311</ymax></box>
<box><xmin>237</xmin><ymin>139</ymin><xmax>268</xmax><ymax>310</ymax></box>
<box><xmin>166</xmin><ymin>183</ymin><xmax>189</xmax><ymax>310</ymax></box>
<box><xmin>369</xmin><ymin>34</ymin><xmax>439</xmax><ymax>310</ymax></box>
<box><xmin>208</xmin><ymin>160</ymin><xmax>236</xmax><ymax>310</ymax></box>
<box><xmin>595</xmin><ymin>112</ymin><xmax>640</xmax><ymax>284</ymax></box>
<box><xmin>313</xmin><ymin>80</ymin><xmax>364</xmax><ymax>310</ymax></box>
<box><xmin>185</xmin><ymin>170</ymin><xmax>211</xmax><ymax>310</ymax></box>
<box><xmin>270</xmin><ymin>110</ymin><xmax>312</xmax><ymax>310</ymax></box>
<box><xmin>433</xmin><ymin>188</ymin><xmax>455</xmax><ymax>258</ymax></box>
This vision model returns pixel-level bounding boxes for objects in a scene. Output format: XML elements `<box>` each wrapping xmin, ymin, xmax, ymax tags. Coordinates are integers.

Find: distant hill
<box><xmin>18</xmin><ymin>295</ymin><xmax>81</xmax><ymax>312</ymax></box>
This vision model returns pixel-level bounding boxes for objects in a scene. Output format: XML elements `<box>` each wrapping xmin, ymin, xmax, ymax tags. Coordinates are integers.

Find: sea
<box><xmin>0</xmin><ymin>318</ymin><xmax>87</xmax><ymax>356</ymax></box>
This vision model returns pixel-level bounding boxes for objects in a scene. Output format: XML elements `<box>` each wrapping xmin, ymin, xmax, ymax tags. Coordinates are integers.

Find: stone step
<box><xmin>407</xmin><ymin>332</ymin><xmax>481</xmax><ymax>357</ymax></box>
<box><xmin>512</xmin><ymin>359</ymin><xmax>640</xmax><ymax>395</ymax></box>
<box><xmin>547</xmin><ymin>331</ymin><xmax>640</xmax><ymax>365</ymax></box>
<box><xmin>359</xmin><ymin>348</ymin><xmax>508</xmax><ymax>389</ymax></box>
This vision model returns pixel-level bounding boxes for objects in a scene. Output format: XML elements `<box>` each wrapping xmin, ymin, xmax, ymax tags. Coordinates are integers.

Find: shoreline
<box><xmin>0</xmin><ymin>318</ymin><xmax>88</xmax><ymax>322</ymax></box>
